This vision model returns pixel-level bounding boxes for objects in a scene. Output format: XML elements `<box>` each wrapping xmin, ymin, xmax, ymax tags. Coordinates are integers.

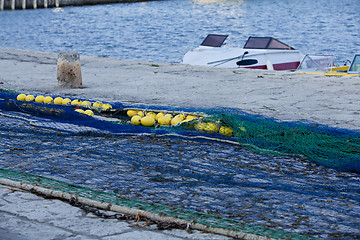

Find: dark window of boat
<box><xmin>244</xmin><ymin>37</ymin><xmax>294</xmax><ymax>50</ymax></box>
<box><xmin>201</xmin><ymin>34</ymin><xmax>228</xmax><ymax>47</ymax></box>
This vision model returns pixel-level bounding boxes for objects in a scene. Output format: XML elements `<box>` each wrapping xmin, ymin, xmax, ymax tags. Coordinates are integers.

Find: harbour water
<box><xmin>0</xmin><ymin>0</ymin><xmax>359</xmax><ymax>64</ymax></box>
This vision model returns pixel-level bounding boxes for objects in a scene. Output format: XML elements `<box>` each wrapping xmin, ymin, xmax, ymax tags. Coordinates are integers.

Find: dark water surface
<box><xmin>0</xmin><ymin>113</ymin><xmax>359</xmax><ymax>239</ymax></box>
<box><xmin>0</xmin><ymin>0</ymin><xmax>359</xmax><ymax>63</ymax></box>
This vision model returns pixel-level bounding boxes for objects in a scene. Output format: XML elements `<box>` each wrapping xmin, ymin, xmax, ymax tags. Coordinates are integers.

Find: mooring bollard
<box><xmin>57</xmin><ymin>51</ymin><xmax>82</xmax><ymax>88</ymax></box>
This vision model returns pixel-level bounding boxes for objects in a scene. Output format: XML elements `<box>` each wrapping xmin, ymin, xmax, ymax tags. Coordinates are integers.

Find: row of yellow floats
<box><xmin>16</xmin><ymin>93</ymin><xmax>112</xmax><ymax>117</ymax></box>
<box><xmin>15</xmin><ymin>93</ymin><xmax>234</xmax><ymax>137</ymax></box>
<box><xmin>126</xmin><ymin>109</ymin><xmax>234</xmax><ymax>137</ymax></box>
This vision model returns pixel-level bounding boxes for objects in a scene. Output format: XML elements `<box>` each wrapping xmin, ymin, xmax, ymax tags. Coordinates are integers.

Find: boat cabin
<box><xmin>243</xmin><ymin>37</ymin><xmax>295</xmax><ymax>50</ymax></box>
<box><xmin>200</xmin><ymin>35</ymin><xmax>295</xmax><ymax>50</ymax></box>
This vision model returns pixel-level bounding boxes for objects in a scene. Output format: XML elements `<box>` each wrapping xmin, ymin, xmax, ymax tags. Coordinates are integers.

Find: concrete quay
<box><xmin>0</xmin><ymin>184</ymin><xmax>231</xmax><ymax>240</ymax></box>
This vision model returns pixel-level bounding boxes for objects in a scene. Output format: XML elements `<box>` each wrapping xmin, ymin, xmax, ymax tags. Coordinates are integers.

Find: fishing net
<box><xmin>204</xmin><ymin>109</ymin><xmax>360</xmax><ymax>173</ymax></box>
<box><xmin>0</xmin><ymin>168</ymin><xmax>309</xmax><ymax>240</ymax></box>
<box><xmin>0</xmin><ymin>88</ymin><xmax>359</xmax><ymax>239</ymax></box>
<box><xmin>1</xmin><ymin>89</ymin><xmax>359</xmax><ymax>173</ymax></box>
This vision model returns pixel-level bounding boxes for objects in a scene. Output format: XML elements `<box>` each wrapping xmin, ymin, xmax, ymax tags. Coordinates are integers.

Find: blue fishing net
<box><xmin>1</xmin><ymin>89</ymin><xmax>359</xmax><ymax>239</ymax></box>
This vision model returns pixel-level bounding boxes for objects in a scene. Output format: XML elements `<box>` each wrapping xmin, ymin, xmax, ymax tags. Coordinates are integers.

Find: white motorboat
<box><xmin>182</xmin><ymin>34</ymin><xmax>304</xmax><ymax>70</ymax></box>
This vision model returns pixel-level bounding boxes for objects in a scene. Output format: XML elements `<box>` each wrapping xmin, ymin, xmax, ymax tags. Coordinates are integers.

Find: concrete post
<box><xmin>57</xmin><ymin>51</ymin><xmax>82</xmax><ymax>88</ymax></box>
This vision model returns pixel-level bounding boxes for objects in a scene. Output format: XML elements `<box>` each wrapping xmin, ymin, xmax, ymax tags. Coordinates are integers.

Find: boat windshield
<box><xmin>296</xmin><ymin>55</ymin><xmax>334</xmax><ymax>73</ymax></box>
<box><xmin>348</xmin><ymin>54</ymin><xmax>360</xmax><ymax>73</ymax></box>
<box><xmin>200</xmin><ymin>34</ymin><xmax>228</xmax><ymax>47</ymax></box>
<box><xmin>243</xmin><ymin>37</ymin><xmax>295</xmax><ymax>50</ymax></box>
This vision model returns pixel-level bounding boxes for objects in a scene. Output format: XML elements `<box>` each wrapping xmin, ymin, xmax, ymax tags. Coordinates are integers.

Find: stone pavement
<box><xmin>0</xmin><ymin>184</ymin><xmax>231</xmax><ymax>240</ymax></box>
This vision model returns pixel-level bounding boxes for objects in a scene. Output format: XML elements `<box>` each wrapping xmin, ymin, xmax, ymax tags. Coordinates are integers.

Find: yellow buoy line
<box><xmin>124</xmin><ymin>108</ymin><xmax>234</xmax><ymax>137</ymax></box>
<box><xmin>15</xmin><ymin>93</ymin><xmax>235</xmax><ymax>137</ymax></box>
<box><xmin>16</xmin><ymin>93</ymin><xmax>112</xmax><ymax>118</ymax></box>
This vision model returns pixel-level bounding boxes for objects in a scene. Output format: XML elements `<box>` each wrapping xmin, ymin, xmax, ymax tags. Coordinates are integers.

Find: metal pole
<box><xmin>44</xmin><ymin>0</ymin><xmax>47</xmax><ymax>8</ymax></box>
<box><xmin>22</xmin><ymin>0</ymin><xmax>26</xmax><ymax>9</ymax></box>
<box><xmin>55</xmin><ymin>0</ymin><xmax>59</xmax><ymax>8</ymax></box>
<box><xmin>0</xmin><ymin>0</ymin><xmax>4</xmax><ymax>11</ymax></box>
<box><xmin>33</xmin><ymin>0</ymin><xmax>37</xmax><ymax>8</ymax></box>
<box><xmin>11</xmin><ymin>0</ymin><xmax>15</xmax><ymax>10</ymax></box>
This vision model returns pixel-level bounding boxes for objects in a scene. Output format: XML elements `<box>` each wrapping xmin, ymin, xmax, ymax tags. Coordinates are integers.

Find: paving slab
<box><xmin>0</xmin><ymin>184</ymin><xmax>231</xmax><ymax>240</ymax></box>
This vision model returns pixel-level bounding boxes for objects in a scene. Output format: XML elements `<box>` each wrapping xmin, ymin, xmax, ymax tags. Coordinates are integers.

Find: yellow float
<box><xmin>155</xmin><ymin>112</ymin><xmax>164</xmax><ymax>120</ymax></box>
<box><xmin>219</xmin><ymin>126</ymin><xmax>233</xmax><ymax>137</ymax></box>
<box><xmin>81</xmin><ymin>100</ymin><xmax>91</xmax><ymax>106</ymax></box>
<box><xmin>171</xmin><ymin>116</ymin><xmax>182</xmax><ymax>125</ymax></box>
<box><xmin>84</xmin><ymin>109</ymin><xmax>94</xmax><ymax>117</ymax></box>
<box><xmin>16</xmin><ymin>94</ymin><xmax>26</xmax><ymax>101</ymax></box>
<box><xmin>93</xmin><ymin>101</ymin><xmax>103</xmax><ymax>108</ymax></box>
<box><xmin>44</xmin><ymin>96</ymin><xmax>53</xmax><ymax>103</ymax></box>
<box><xmin>141</xmin><ymin>116</ymin><xmax>155</xmax><ymax>127</ymax></box>
<box><xmin>71</xmin><ymin>99</ymin><xmax>81</xmax><ymax>105</ymax></box>
<box><xmin>131</xmin><ymin>115</ymin><xmax>142</xmax><ymax>125</ymax></box>
<box><xmin>62</xmin><ymin>98</ymin><xmax>71</xmax><ymax>105</ymax></box>
<box><xmin>158</xmin><ymin>116</ymin><xmax>171</xmax><ymax>126</ymax></box>
<box><xmin>75</xmin><ymin>109</ymin><xmax>85</xmax><ymax>114</ymax></box>
<box><xmin>127</xmin><ymin>109</ymin><xmax>138</xmax><ymax>117</ymax></box>
<box><xmin>25</xmin><ymin>95</ymin><xmax>35</xmax><ymax>101</ymax></box>
<box><xmin>146</xmin><ymin>112</ymin><xmax>156</xmax><ymax>120</ymax></box>
<box><xmin>35</xmin><ymin>95</ymin><xmax>45</xmax><ymax>103</ymax></box>
<box><xmin>53</xmin><ymin>97</ymin><xmax>63</xmax><ymax>105</ymax></box>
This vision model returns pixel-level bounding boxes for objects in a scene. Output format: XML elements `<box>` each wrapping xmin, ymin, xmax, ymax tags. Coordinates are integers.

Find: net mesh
<box><xmin>0</xmin><ymin>168</ymin><xmax>308</xmax><ymax>240</ymax></box>
<box><xmin>203</xmin><ymin>109</ymin><xmax>360</xmax><ymax>173</ymax></box>
<box><xmin>3</xmin><ymin>89</ymin><xmax>358</xmax><ymax>173</ymax></box>
<box><xmin>2</xmin><ymin>89</ymin><xmax>359</xmax><ymax>173</ymax></box>
<box><xmin>1</xmin><ymin>88</ymin><xmax>359</xmax><ymax>239</ymax></box>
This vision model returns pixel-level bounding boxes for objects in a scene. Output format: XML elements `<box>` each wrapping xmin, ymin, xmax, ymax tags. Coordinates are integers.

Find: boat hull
<box><xmin>182</xmin><ymin>46</ymin><xmax>303</xmax><ymax>70</ymax></box>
